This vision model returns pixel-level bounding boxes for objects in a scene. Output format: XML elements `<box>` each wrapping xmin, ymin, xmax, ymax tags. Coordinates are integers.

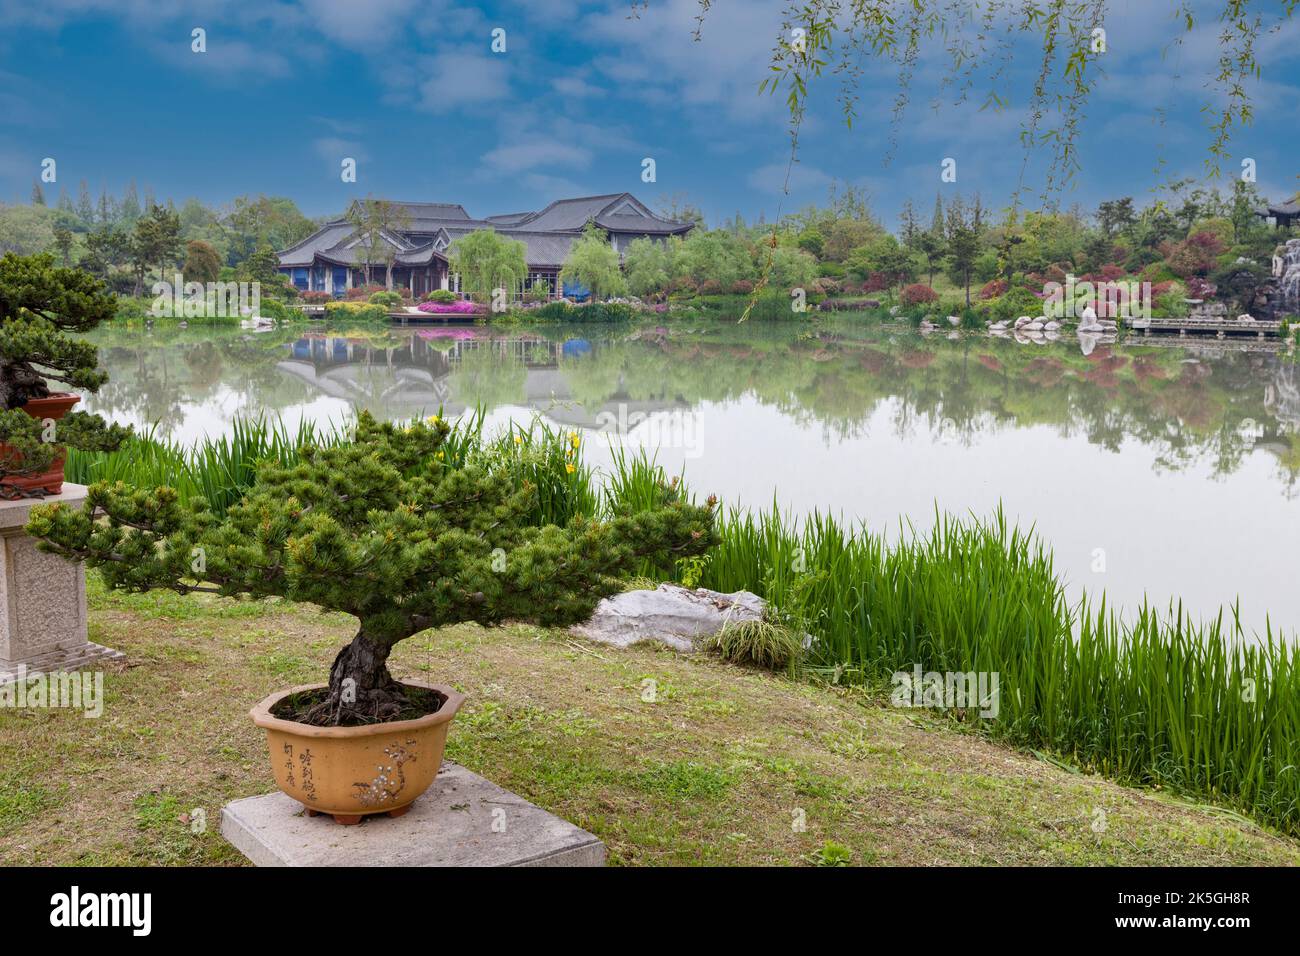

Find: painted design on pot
<box><xmin>353</xmin><ymin>740</ymin><xmax>417</xmax><ymax>807</ymax></box>
<box><xmin>299</xmin><ymin>747</ymin><xmax>317</xmax><ymax>803</ymax></box>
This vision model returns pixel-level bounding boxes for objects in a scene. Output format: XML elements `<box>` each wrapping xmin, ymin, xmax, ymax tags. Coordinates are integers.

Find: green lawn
<box><xmin>0</xmin><ymin>577</ymin><xmax>1296</xmax><ymax>866</ymax></box>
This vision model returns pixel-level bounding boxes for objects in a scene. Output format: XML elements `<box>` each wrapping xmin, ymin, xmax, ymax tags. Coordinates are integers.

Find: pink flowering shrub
<box><xmin>417</xmin><ymin>299</ymin><xmax>482</xmax><ymax>315</ymax></box>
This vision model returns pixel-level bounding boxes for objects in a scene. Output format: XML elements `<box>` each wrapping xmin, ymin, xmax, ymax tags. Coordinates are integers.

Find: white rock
<box><xmin>1237</xmin><ymin>313</ymin><xmax>1256</xmax><ymax>323</ymax></box>
<box><xmin>947</xmin><ymin>315</ymin><xmax>961</xmax><ymax>326</ymax></box>
<box><xmin>1024</xmin><ymin>321</ymin><xmax>1045</xmax><ymax>331</ymax></box>
<box><xmin>1043</xmin><ymin>321</ymin><xmax>1060</xmax><ymax>331</ymax></box>
<box><xmin>1077</xmin><ymin>304</ymin><xmax>1102</xmax><ymax>332</ymax></box>
<box><xmin>571</xmin><ymin>583</ymin><xmax>765</xmax><ymax>653</ymax></box>
<box><xmin>1013</xmin><ymin>316</ymin><xmax>1033</xmax><ymax>329</ymax></box>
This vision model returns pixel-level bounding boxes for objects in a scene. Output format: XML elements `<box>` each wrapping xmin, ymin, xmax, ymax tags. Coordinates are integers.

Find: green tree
<box><xmin>224</xmin><ymin>195</ymin><xmax>314</xmax><ymax>265</ymax></box>
<box><xmin>945</xmin><ymin>223</ymin><xmax>981</xmax><ymax>307</ymax></box>
<box><xmin>119</xmin><ymin>181</ymin><xmax>142</xmax><ymax>224</ymax></box>
<box><xmin>770</xmin><ymin>244</ymin><xmax>818</xmax><ymax>290</ymax></box>
<box><xmin>655</xmin><ymin>193</ymin><xmax>705</xmax><ymax>227</ymax></box>
<box><xmin>96</xmin><ymin>188</ymin><xmax>116</xmax><ymax>227</ymax></box>
<box><xmin>75</xmin><ymin>181</ymin><xmax>94</xmax><ymax>229</ymax></box>
<box><xmin>672</xmin><ymin>229</ymin><xmax>752</xmax><ymax>289</ymax></box>
<box><xmin>916</xmin><ymin>230</ymin><xmax>946</xmax><ymax>285</ymax></box>
<box><xmin>345</xmin><ymin>196</ymin><xmax>412</xmax><ymax>288</ymax></box>
<box><xmin>0</xmin><ymin>205</ymin><xmax>56</xmax><ymax>256</ymax></box>
<box><xmin>0</xmin><ymin>253</ymin><xmax>130</xmax><ymax>481</ymax></box>
<box><xmin>561</xmin><ymin>224</ymin><xmax>626</xmax><ymax>299</ymax></box>
<box><xmin>83</xmin><ymin>226</ymin><xmax>130</xmax><ymax>278</ymax></box>
<box><xmin>237</xmin><ymin>243</ymin><xmax>296</xmax><ymax>300</ymax></box>
<box><xmin>28</xmin><ymin>412</ymin><xmax>716</xmax><ymax>725</ymax></box>
<box><xmin>448</xmin><ymin>229</ymin><xmax>528</xmax><ymax>305</ymax></box>
<box><xmin>623</xmin><ymin>236</ymin><xmax>673</xmax><ymax>297</ymax></box>
<box><xmin>31</xmin><ymin>181</ymin><xmax>46</xmax><ymax>206</ymax></box>
<box><xmin>847</xmin><ymin>233</ymin><xmax>913</xmax><ymax>296</ymax></box>
<box><xmin>183</xmin><ymin>239</ymin><xmax>222</xmax><ymax>284</ymax></box>
<box><xmin>130</xmin><ymin>204</ymin><xmax>182</xmax><ymax>295</ymax></box>
<box><xmin>822</xmin><ymin>218</ymin><xmax>880</xmax><ymax>262</ymax></box>
<box><xmin>52</xmin><ymin>226</ymin><xmax>74</xmax><ymax>266</ymax></box>
<box><xmin>1228</xmin><ymin>181</ymin><xmax>1266</xmax><ymax>246</ymax></box>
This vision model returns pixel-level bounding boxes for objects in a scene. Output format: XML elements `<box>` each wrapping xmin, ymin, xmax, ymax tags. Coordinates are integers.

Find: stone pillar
<box><xmin>0</xmin><ymin>483</ymin><xmax>124</xmax><ymax>685</ymax></box>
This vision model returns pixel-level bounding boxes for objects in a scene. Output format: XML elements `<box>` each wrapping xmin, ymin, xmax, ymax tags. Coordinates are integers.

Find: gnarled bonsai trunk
<box><xmin>303</xmin><ymin>629</ymin><xmax>410</xmax><ymax>726</ymax></box>
<box><xmin>0</xmin><ymin>358</ymin><xmax>50</xmax><ymax>409</ymax></box>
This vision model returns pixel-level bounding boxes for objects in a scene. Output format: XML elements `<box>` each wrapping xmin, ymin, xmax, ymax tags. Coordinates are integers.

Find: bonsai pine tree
<box><xmin>27</xmin><ymin>413</ymin><xmax>718</xmax><ymax>724</ymax></box>
<box><xmin>0</xmin><ymin>252</ymin><xmax>130</xmax><ymax>487</ymax></box>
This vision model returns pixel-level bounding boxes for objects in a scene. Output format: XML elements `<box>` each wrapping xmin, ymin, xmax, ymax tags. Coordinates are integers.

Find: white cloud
<box><xmin>145</xmin><ymin>35</ymin><xmax>292</xmax><ymax>82</ymax></box>
<box><xmin>481</xmin><ymin>139</ymin><xmax>592</xmax><ymax>176</ymax></box>
<box><xmin>416</xmin><ymin>52</ymin><xmax>511</xmax><ymax>112</ymax></box>
<box><xmin>299</xmin><ymin>0</ymin><xmax>422</xmax><ymax>49</ymax></box>
<box><xmin>553</xmin><ymin>72</ymin><xmax>600</xmax><ymax>100</ymax></box>
<box><xmin>585</xmin><ymin>0</ymin><xmax>789</xmax><ymax>121</ymax></box>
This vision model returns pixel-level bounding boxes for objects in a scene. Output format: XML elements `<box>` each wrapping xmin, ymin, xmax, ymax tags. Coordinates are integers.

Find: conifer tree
<box><xmin>0</xmin><ymin>253</ymin><xmax>129</xmax><ymax>481</ymax></box>
<box><xmin>29</xmin><ymin>413</ymin><xmax>717</xmax><ymax>725</ymax></box>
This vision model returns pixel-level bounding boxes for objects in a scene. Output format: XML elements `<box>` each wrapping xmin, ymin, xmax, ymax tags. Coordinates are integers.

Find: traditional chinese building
<box><xmin>1256</xmin><ymin>196</ymin><xmax>1300</xmax><ymax>231</ymax></box>
<box><xmin>276</xmin><ymin>193</ymin><xmax>694</xmax><ymax>298</ymax></box>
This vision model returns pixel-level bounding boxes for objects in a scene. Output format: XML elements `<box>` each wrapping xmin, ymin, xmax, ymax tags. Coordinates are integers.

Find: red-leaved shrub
<box><xmin>900</xmin><ymin>283</ymin><xmax>938</xmax><ymax>306</ymax></box>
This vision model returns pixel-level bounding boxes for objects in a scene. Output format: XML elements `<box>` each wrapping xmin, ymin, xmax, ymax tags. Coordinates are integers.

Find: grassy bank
<box><xmin>1</xmin><ymin>577</ymin><xmax>1295</xmax><ymax>866</ymax></box>
<box><xmin>64</xmin><ymin>413</ymin><xmax>1300</xmax><ymax>837</ymax></box>
<box><xmin>702</xmin><ymin>508</ymin><xmax>1300</xmax><ymax>836</ymax></box>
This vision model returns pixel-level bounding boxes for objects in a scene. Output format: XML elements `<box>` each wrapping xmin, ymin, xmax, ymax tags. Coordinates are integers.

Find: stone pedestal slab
<box><xmin>0</xmin><ymin>483</ymin><xmax>124</xmax><ymax>684</ymax></box>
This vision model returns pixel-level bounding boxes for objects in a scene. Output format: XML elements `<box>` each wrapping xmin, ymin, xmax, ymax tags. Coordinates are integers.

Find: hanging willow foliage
<box><xmin>635</xmin><ymin>0</ymin><xmax>1297</xmax><ymax>207</ymax></box>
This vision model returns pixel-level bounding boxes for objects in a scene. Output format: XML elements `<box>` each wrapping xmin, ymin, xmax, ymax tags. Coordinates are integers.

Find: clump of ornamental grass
<box><xmin>705</xmin><ymin>617</ymin><xmax>804</xmax><ymax>672</ymax></box>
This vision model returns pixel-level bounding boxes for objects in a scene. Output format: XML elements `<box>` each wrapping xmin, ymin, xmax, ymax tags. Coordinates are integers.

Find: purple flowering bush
<box><xmin>417</xmin><ymin>299</ymin><xmax>482</xmax><ymax>315</ymax></box>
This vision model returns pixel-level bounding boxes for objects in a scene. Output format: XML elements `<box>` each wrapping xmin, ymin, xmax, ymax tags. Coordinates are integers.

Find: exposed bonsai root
<box><xmin>299</xmin><ymin>684</ymin><xmax>410</xmax><ymax>727</ymax></box>
<box><xmin>298</xmin><ymin>631</ymin><xmax>413</xmax><ymax>727</ymax></box>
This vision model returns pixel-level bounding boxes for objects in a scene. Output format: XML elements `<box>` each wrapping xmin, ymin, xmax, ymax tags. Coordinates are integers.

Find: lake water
<box><xmin>79</xmin><ymin>318</ymin><xmax>1300</xmax><ymax>638</ymax></box>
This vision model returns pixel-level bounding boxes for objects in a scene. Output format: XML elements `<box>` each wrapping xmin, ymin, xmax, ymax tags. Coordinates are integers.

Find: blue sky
<box><xmin>1</xmin><ymin>0</ymin><xmax>1297</xmax><ymax>227</ymax></box>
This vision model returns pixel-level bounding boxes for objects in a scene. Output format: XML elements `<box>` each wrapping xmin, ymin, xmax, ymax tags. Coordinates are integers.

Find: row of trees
<box><xmin>418</xmin><ymin>174</ymin><xmax>1295</xmax><ymax>313</ymax></box>
<box><xmin>7</xmin><ymin>177</ymin><xmax>1295</xmax><ymax>312</ymax></box>
<box><xmin>2</xmin><ymin>188</ymin><xmax>317</xmax><ymax>297</ymax></box>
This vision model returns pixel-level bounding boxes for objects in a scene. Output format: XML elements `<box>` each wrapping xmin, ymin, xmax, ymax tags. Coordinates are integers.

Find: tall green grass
<box><xmin>66</xmin><ymin>417</ymin><xmax>353</xmax><ymax>517</ymax></box>
<box><xmin>68</xmin><ymin>412</ymin><xmax>1300</xmax><ymax>834</ymax></box>
<box><xmin>702</xmin><ymin>506</ymin><xmax>1300</xmax><ymax>835</ymax></box>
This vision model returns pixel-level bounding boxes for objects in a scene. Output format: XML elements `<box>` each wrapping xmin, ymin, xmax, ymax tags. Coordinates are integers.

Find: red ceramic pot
<box><xmin>0</xmin><ymin>392</ymin><xmax>81</xmax><ymax>497</ymax></box>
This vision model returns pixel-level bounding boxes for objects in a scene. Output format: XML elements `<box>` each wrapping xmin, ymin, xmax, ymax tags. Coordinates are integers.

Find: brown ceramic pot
<box><xmin>250</xmin><ymin>680</ymin><xmax>465</xmax><ymax>825</ymax></box>
<box><xmin>0</xmin><ymin>392</ymin><xmax>80</xmax><ymax>497</ymax></box>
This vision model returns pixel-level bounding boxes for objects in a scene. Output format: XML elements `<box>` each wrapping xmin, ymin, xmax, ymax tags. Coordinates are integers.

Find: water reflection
<box><xmin>82</xmin><ymin>319</ymin><xmax>1300</xmax><ymax>632</ymax></box>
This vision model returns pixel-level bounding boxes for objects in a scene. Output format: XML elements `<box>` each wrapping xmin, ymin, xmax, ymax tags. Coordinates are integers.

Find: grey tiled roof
<box><xmin>597</xmin><ymin>212</ymin><xmax>690</xmax><ymax>234</ymax></box>
<box><xmin>485</xmin><ymin>211</ymin><xmax>534</xmax><ymax>224</ymax></box>
<box><xmin>279</xmin><ymin>193</ymin><xmax>693</xmax><ymax>271</ymax></box>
